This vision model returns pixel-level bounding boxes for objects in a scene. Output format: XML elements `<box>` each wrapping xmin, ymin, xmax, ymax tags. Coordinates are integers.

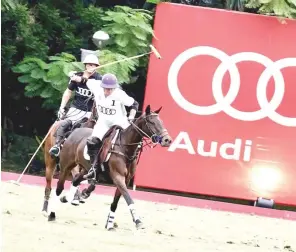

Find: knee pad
<box><xmin>55</xmin><ymin>119</ymin><xmax>72</xmax><ymax>137</ymax></box>
<box><xmin>61</xmin><ymin>119</ymin><xmax>72</xmax><ymax>130</ymax></box>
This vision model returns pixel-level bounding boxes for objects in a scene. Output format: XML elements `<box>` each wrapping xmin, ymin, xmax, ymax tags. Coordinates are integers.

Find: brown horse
<box><xmin>42</xmin><ymin>104</ymin><xmax>98</xmax><ymax>214</ymax></box>
<box><xmin>47</xmin><ymin>105</ymin><xmax>172</xmax><ymax>230</ymax></box>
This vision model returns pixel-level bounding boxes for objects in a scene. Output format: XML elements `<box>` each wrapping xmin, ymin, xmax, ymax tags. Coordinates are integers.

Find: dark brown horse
<box><xmin>42</xmin><ymin>104</ymin><xmax>98</xmax><ymax>214</ymax></box>
<box><xmin>47</xmin><ymin>105</ymin><xmax>172</xmax><ymax>230</ymax></box>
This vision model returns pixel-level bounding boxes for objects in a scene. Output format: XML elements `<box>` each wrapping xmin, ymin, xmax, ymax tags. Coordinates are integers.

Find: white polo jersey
<box><xmin>86</xmin><ymin>79</ymin><xmax>134</xmax><ymax>123</ymax></box>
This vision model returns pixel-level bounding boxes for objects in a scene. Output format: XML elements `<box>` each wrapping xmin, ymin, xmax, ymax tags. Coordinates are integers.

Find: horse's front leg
<box><xmin>70</xmin><ymin>166</ymin><xmax>87</xmax><ymax>205</ymax></box>
<box><xmin>48</xmin><ymin>171</ymin><xmax>67</xmax><ymax>221</ymax></box>
<box><xmin>105</xmin><ymin>188</ymin><xmax>121</xmax><ymax>231</ymax></box>
<box><xmin>81</xmin><ymin>180</ymin><xmax>96</xmax><ymax>201</ymax></box>
<box><xmin>105</xmin><ymin>174</ymin><xmax>133</xmax><ymax>231</ymax></box>
<box><xmin>110</xmin><ymin>171</ymin><xmax>144</xmax><ymax>230</ymax></box>
<box><xmin>60</xmin><ymin>167</ymin><xmax>86</xmax><ymax>204</ymax></box>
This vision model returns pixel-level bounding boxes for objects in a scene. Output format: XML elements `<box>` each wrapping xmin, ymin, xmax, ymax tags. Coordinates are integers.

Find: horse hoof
<box><xmin>41</xmin><ymin>210</ymin><xmax>48</xmax><ymax>217</ymax></box>
<box><xmin>60</xmin><ymin>196</ymin><xmax>68</xmax><ymax>203</ymax></box>
<box><xmin>71</xmin><ymin>199</ymin><xmax>80</xmax><ymax>206</ymax></box>
<box><xmin>42</xmin><ymin>201</ymin><xmax>49</xmax><ymax>213</ymax></box>
<box><xmin>78</xmin><ymin>195</ymin><xmax>86</xmax><ymax>203</ymax></box>
<box><xmin>135</xmin><ymin>219</ymin><xmax>144</xmax><ymax>230</ymax></box>
<box><xmin>48</xmin><ymin>212</ymin><xmax>56</xmax><ymax>222</ymax></box>
<box><xmin>107</xmin><ymin>227</ymin><xmax>116</xmax><ymax>232</ymax></box>
<box><xmin>81</xmin><ymin>189</ymin><xmax>90</xmax><ymax>200</ymax></box>
<box><xmin>114</xmin><ymin>222</ymin><xmax>118</xmax><ymax>228</ymax></box>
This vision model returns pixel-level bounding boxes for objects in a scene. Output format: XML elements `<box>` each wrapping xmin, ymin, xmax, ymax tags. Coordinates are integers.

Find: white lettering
<box><xmin>197</xmin><ymin>140</ymin><xmax>218</xmax><ymax>157</ymax></box>
<box><xmin>168</xmin><ymin>131</ymin><xmax>195</xmax><ymax>154</ymax></box>
<box><xmin>243</xmin><ymin>140</ymin><xmax>253</xmax><ymax>162</ymax></box>
<box><xmin>168</xmin><ymin>131</ymin><xmax>253</xmax><ymax>162</ymax></box>
<box><xmin>219</xmin><ymin>139</ymin><xmax>242</xmax><ymax>161</ymax></box>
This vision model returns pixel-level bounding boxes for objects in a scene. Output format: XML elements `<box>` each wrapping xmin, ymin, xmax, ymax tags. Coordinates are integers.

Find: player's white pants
<box><xmin>91</xmin><ymin>117</ymin><xmax>130</xmax><ymax>140</ymax></box>
<box><xmin>65</xmin><ymin>107</ymin><xmax>92</xmax><ymax>124</ymax></box>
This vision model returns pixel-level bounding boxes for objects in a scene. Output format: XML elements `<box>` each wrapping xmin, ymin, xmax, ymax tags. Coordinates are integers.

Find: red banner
<box><xmin>135</xmin><ymin>3</ymin><xmax>296</xmax><ymax>206</ymax></box>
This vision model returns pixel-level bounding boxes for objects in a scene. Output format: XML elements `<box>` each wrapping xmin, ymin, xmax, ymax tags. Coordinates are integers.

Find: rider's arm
<box><xmin>60</xmin><ymin>88</ymin><xmax>73</xmax><ymax>109</ymax></box>
<box><xmin>59</xmin><ymin>79</ymin><xmax>77</xmax><ymax>109</ymax></box>
<box><xmin>118</xmin><ymin>90</ymin><xmax>139</xmax><ymax>120</ymax></box>
<box><xmin>86</xmin><ymin>79</ymin><xmax>101</xmax><ymax>93</ymax></box>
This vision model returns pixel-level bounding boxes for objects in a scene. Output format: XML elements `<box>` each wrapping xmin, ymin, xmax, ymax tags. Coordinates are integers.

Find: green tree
<box><xmin>170</xmin><ymin>0</ymin><xmax>296</xmax><ymax>18</ymax></box>
<box><xmin>245</xmin><ymin>0</ymin><xmax>296</xmax><ymax>18</ymax></box>
<box><xmin>224</xmin><ymin>0</ymin><xmax>296</xmax><ymax>18</ymax></box>
<box><xmin>11</xmin><ymin>5</ymin><xmax>154</xmax><ymax>109</ymax></box>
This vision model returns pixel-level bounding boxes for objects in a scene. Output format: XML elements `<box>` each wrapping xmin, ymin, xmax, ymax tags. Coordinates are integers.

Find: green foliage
<box><xmin>7</xmin><ymin>4</ymin><xmax>154</xmax><ymax>109</ymax></box>
<box><xmin>1</xmin><ymin>133</ymin><xmax>44</xmax><ymax>174</ymax></box>
<box><xmin>34</xmin><ymin>3</ymin><xmax>81</xmax><ymax>54</ymax></box>
<box><xmin>12</xmin><ymin>53</ymin><xmax>83</xmax><ymax>109</ymax></box>
<box><xmin>97</xmin><ymin>49</ymin><xmax>138</xmax><ymax>83</ymax></box>
<box><xmin>1</xmin><ymin>4</ymin><xmax>49</xmax><ymax>71</ymax></box>
<box><xmin>1</xmin><ymin>0</ymin><xmax>24</xmax><ymax>11</ymax></box>
<box><xmin>225</xmin><ymin>0</ymin><xmax>246</xmax><ymax>11</ymax></box>
<box><xmin>225</xmin><ymin>0</ymin><xmax>296</xmax><ymax>18</ymax></box>
<box><xmin>12</xmin><ymin>48</ymin><xmax>139</xmax><ymax>108</ymax></box>
<box><xmin>245</xmin><ymin>0</ymin><xmax>296</xmax><ymax>18</ymax></box>
<box><xmin>102</xmin><ymin>6</ymin><xmax>154</xmax><ymax>57</ymax></box>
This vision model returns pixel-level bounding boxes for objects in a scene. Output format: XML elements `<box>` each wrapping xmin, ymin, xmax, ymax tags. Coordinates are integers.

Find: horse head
<box><xmin>134</xmin><ymin>105</ymin><xmax>172</xmax><ymax>147</ymax></box>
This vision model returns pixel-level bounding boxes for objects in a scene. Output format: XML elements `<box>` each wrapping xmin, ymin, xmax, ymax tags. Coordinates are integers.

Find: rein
<box><xmin>111</xmin><ymin>113</ymin><xmax>167</xmax><ymax>164</ymax></box>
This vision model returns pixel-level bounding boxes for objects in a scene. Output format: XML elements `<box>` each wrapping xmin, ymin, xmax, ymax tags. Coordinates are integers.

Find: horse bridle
<box><xmin>130</xmin><ymin>113</ymin><xmax>168</xmax><ymax>145</ymax></box>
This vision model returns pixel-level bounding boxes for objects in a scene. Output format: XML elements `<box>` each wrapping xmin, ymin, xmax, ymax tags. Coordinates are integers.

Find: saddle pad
<box><xmin>101</xmin><ymin>129</ymin><xmax>120</xmax><ymax>163</ymax></box>
<box><xmin>83</xmin><ymin>145</ymin><xmax>90</xmax><ymax>160</ymax></box>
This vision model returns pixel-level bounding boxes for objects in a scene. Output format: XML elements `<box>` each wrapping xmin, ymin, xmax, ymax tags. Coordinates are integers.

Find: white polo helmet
<box><xmin>82</xmin><ymin>54</ymin><xmax>99</xmax><ymax>65</ymax></box>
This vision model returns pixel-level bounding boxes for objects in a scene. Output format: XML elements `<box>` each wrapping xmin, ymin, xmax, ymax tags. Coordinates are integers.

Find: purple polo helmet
<box><xmin>101</xmin><ymin>73</ymin><xmax>119</xmax><ymax>89</ymax></box>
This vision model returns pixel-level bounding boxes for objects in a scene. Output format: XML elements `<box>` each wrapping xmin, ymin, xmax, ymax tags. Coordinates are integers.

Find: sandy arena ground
<box><xmin>1</xmin><ymin>182</ymin><xmax>296</xmax><ymax>252</ymax></box>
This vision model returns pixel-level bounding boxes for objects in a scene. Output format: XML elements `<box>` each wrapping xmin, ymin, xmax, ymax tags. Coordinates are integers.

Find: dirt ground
<box><xmin>1</xmin><ymin>182</ymin><xmax>296</xmax><ymax>252</ymax></box>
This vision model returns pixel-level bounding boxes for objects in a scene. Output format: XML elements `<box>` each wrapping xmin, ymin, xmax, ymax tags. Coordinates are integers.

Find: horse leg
<box><xmin>105</xmin><ymin>175</ymin><xmax>133</xmax><ymax>230</ymax></box>
<box><xmin>60</xmin><ymin>167</ymin><xmax>87</xmax><ymax>204</ymax></box>
<box><xmin>70</xmin><ymin>166</ymin><xmax>84</xmax><ymax>206</ymax></box>
<box><xmin>110</xmin><ymin>172</ymin><xmax>144</xmax><ymax>230</ymax></box>
<box><xmin>70</xmin><ymin>167</ymin><xmax>93</xmax><ymax>205</ymax></box>
<box><xmin>81</xmin><ymin>180</ymin><xmax>96</xmax><ymax>200</ymax></box>
<box><xmin>42</xmin><ymin>141</ymin><xmax>56</xmax><ymax>215</ymax></box>
<box><xmin>105</xmin><ymin>188</ymin><xmax>121</xmax><ymax>231</ymax></box>
<box><xmin>48</xmin><ymin>168</ymin><xmax>68</xmax><ymax>222</ymax></box>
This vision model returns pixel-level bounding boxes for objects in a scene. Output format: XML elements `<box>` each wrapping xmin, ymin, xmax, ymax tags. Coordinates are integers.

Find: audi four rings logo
<box><xmin>77</xmin><ymin>87</ymin><xmax>93</xmax><ymax>97</ymax></box>
<box><xmin>97</xmin><ymin>105</ymin><xmax>116</xmax><ymax>115</ymax></box>
<box><xmin>168</xmin><ymin>46</ymin><xmax>296</xmax><ymax>127</ymax></box>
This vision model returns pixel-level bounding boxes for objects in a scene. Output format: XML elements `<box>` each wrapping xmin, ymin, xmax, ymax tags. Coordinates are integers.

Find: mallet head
<box><xmin>149</xmin><ymin>44</ymin><xmax>162</xmax><ymax>59</ymax></box>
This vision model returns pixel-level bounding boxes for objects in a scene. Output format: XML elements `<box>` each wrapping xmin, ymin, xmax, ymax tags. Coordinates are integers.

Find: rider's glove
<box><xmin>58</xmin><ymin>107</ymin><xmax>66</xmax><ymax>120</ymax></box>
<box><xmin>70</xmin><ymin>75</ymin><xmax>82</xmax><ymax>83</ymax></box>
<box><xmin>128</xmin><ymin>109</ymin><xmax>137</xmax><ymax>122</ymax></box>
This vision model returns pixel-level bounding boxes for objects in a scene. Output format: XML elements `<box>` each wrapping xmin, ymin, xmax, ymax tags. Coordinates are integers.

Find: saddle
<box><xmin>71</xmin><ymin>117</ymin><xmax>89</xmax><ymax>131</ymax></box>
<box><xmin>63</xmin><ymin>117</ymin><xmax>89</xmax><ymax>139</ymax></box>
<box><xmin>98</xmin><ymin>125</ymin><xmax>123</xmax><ymax>163</ymax></box>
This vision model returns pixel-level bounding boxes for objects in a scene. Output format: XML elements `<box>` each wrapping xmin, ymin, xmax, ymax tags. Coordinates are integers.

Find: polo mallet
<box><xmin>78</xmin><ymin>30</ymin><xmax>161</xmax><ymax>73</ymax></box>
<box><xmin>8</xmin><ymin>121</ymin><xmax>59</xmax><ymax>186</ymax></box>
<box><xmin>89</xmin><ymin>44</ymin><xmax>162</xmax><ymax>72</ymax></box>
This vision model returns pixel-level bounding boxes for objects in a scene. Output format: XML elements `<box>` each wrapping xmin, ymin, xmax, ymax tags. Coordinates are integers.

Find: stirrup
<box><xmin>49</xmin><ymin>145</ymin><xmax>60</xmax><ymax>157</ymax></box>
